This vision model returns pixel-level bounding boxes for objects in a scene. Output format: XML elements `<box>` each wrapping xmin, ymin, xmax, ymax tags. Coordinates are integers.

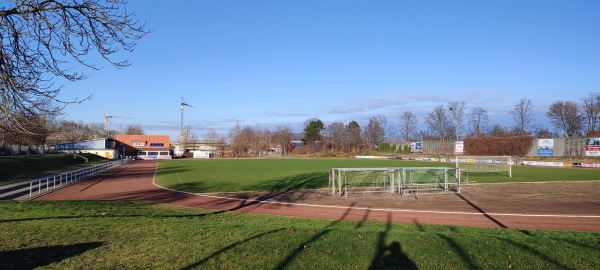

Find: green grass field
<box><xmin>0</xmin><ymin>154</ymin><xmax>111</xmax><ymax>185</ymax></box>
<box><xmin>155</xmin><ymin>158</ymin><xmax>600</xmax><ymax>193</ymax></box>
<box><xmin>3</xmin><ymin>157</ymin><xmax>600</xmax><ymax>269</ymax></box>
<box><xmin>1</xmin><ymin>200</ymin><xmax>599</xmax><ymax>269</ymax></box>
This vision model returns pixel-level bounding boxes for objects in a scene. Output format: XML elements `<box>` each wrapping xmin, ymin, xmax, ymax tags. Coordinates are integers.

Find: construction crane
<box><xmin>180</xmin><ymin>97</ymin><xmax>195</xmax><ymax>144</ymax></box>
<box><xmin>104</xmin><ymin>113</ymin><xmax>130</xmax><ymax>138</ymax></box>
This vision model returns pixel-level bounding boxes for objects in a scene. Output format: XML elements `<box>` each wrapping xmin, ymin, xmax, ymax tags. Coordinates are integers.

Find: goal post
<box><xmin>330</xmin><ymin>167</ymin><xmax>459</xmax><ymax>198</ymax></box>
<box><xmin>398</xmin><ymin>167</ymin><xmax>459</xmax><ymax>198</ymax></box>
<box><xmin>455</xmin><ymin>156</ymin><xmax>512</xmax><ymax>177</ymax></box>
<box><xmin>330</xmin><ymin>168</ymin><xmax>397</xmax><ymax>197</ymax></box>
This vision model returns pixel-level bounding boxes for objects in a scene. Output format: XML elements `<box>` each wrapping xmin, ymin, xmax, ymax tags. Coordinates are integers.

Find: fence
<box><xmin>28</xmin><ymin>157</ymin><xmax>133</xmax><ymax>198</ymax></box>
<box><xmin>525</xmin><ymin>138</ymin><xmax>587</xmax><ymax>157</ymax></box>
<box><xmin>384</xmin><ymin>138</ymin><xmax>592</xmax><ymax>158</ymax></box>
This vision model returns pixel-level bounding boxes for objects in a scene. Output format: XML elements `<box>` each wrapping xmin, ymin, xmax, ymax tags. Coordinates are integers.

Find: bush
<box><xmin>291</xmin><ymin>145</ymin><xmax>313</xmax><ymax>155</ymax></box>
<box><xmin>380</xmin><ymin>143</ymin><xmax>392</xmax><ymax>153</ymax></box>
<box><xmin>464</xmin><ymin>136</ymin><xmax>534</xmax><ymax>156</ymax></box>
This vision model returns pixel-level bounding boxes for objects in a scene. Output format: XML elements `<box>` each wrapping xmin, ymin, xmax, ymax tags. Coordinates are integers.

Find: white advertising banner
<box><xmin>522</xmin><ymin>161</ymin><xmax>564</xmax><ymax>167</ymax></box>
<box><xmin>585</xmin><ymin>138</ymin><xmax>600</xmax><ymax>157</ymax></box>
<box><xmin>454</xmin><ymin>141</ymin><xmax>465</xmax><ymax>155</ymax></box>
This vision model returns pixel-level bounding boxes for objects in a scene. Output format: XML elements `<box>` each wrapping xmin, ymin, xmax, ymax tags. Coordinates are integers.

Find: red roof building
<box><xmin>114</xmin><ymin>135</ymin><xmax>171</xmax><ymax>160</ymax></box>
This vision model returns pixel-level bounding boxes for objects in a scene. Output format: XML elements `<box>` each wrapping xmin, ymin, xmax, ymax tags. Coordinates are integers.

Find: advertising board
<box><xmin>585</xmin><ymin>138</ymin><xmax>600</xmax><ymax>157</ymax></box>
<box><xmin>410</xmin><ymin>142</ymin><xmax>423</xmax><ymax>153</ymax></box>
<box><xmin>537</xmin><ymin>139</ymin><xmax>554</xmax><ymax>156</ymax></box>
<box><xmin>454</xmin><ymin>141</ymin><xmax>465</xmax><ymax>155</ymax></box>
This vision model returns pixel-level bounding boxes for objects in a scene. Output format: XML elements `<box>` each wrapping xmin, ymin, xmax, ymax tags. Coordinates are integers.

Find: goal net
<box><xmin>398</xmin><ymin>167</ymin><xmax>459</xmax><ymax>199</ymax></box>
<box><xmin>329</xmin><ymin>167</ymin><xmax>459</xmax><ymax>198</ymax></box>
<box><xmin>329</xmin><ymin>168</ymin><xmax>397</xmax><ymax>197</ymax></box>
<box><xmin>455</xmin><ymin>156</ymin><xmax>512</xmax><ymax>177</ymax></box>
<box><xmin>454</xmin><ymin>156</ymin><xmax>512</xmax><ymax>197</ymax></box>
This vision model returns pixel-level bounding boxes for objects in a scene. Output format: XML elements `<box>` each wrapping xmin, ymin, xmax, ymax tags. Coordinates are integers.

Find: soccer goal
<box><xmin>329</xmin><ymin>167</ymin><xmax>459</xmax><ymax>198</ymax></box>
<box><xmin>455</xmin><ymin>156</ymin><xmax>512</xmax><ymax>177</ymax></box>
<box><xmin>329</xmin><ymin>168</ymin><xmax>397</xmax><ymax>197</ymax></box>
<box><xmin>455</xmin><ymin>156</ymin><xmax>513</xmax><ymax>197</ymax></box>
<box><xmin>398</xmin><ymin>167</ymin><xmax>459</xmax><ymax>199</ymax></box>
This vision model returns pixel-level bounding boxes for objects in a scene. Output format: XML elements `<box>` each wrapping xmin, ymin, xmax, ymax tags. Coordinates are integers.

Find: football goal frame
<box><xmin>455</xmin><ymin>155</ymin><xmax>512</xmax><ymax>177</ymax></box>
<box><xmin>454</xmin><ymin>156</ymin><xmax>513</xmax><ymax>198</ymax></box>
<box><xmin>329</xmin><ymin>167</ymin><xmax>459</xmax><ymax>199</ymax></box>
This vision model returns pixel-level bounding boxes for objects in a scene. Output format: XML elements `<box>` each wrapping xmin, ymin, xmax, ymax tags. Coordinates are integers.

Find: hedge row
<box><xmin>464</xmin><ymin>136</ymin><xmax>535</xmax><ymax>156</ymax></box>
<box><xmin>380</xmin><ymin>143</ymin><xmax>411</xmax><ymax>154</ymax></box>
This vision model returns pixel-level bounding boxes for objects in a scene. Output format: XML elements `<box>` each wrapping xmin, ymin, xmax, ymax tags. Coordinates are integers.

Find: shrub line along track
<box><xmin>37</xmin><ymin>160</ymin><xmax>600</xmax><ymax>232</ymax></box>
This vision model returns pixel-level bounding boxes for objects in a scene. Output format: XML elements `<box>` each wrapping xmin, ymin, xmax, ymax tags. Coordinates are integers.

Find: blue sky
<box><xmin>59</xmin><ymin>0</ymin><xmax>600</xmax><ymax>140</ymax></box>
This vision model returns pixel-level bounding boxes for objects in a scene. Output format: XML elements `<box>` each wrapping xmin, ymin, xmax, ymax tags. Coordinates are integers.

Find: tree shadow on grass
<box><xmin>435</xmin><ymin>233</ymin><xmax>479</xmax><ymax>269</ymax></box>
<box><xmin>495</xmin><ymin>237</ymin><xmax>572</xmax><ymax>270</ymax></box>
<box><xmin>249</xmin><ymin>172</ymin><xmax>329</xmax><ymax>191</ymax></box>
<box><xmin>203</xmin><ymin>172</ymin><xmax>329</xmax><ymax>213</ymax></box>
<box><xmin>168</xmin><ymin>171</ymin><xmax>328</xmax><ymax>194</ymax></box>
<box><xmin>180</xmin><ymin>228</ymin><xmax>287</xmax><ymax>270</ymax></box>
<box><xmin>0</xmin><ymin>211</ymin><xmax>222</xmax><ymax>224</ymax></box>
<box><xmin>272</xmin><ymin>203</ymin><xmax>356</xmax><ymax>270</ymax></box>
<box><xmin>0</xmin><ymin>242</ymin><xmax>102</xmax><ymax>270</ymax></box>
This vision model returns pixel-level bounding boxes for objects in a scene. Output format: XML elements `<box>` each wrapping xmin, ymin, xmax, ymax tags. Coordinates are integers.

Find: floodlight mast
<box><xmin>449</xmin><ymin>107</ymin><xmax>458</xmax><ymax>141</ymax></box>
<box><xmin>180</xmin><ymin>97</ymin><xmax>195</xmax><ymax>144</ymax></box>
<box><xmin>104</xmin><ymin>113</ymin><xmax>131</xmax><ymax>138</ymax></box>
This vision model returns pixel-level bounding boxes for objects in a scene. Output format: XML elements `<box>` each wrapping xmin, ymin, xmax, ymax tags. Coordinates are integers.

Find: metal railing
<box><xmin>29</xmin><ymin>157</ymin><xmax>134</xmax><ymax>197</ymax></box>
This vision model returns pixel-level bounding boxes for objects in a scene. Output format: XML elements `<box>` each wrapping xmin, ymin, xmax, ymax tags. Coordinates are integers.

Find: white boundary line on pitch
<box><xmin>150</xmin><ymin>164</ymin><xmax>600</xmax><ymax>219</ymax></box>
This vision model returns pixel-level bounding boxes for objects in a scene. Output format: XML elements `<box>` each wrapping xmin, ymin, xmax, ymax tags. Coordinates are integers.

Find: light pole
<box><xmin>449</xmin><ymin>107</ymin><xmax>458</xmax><ymax>141</ymax></box>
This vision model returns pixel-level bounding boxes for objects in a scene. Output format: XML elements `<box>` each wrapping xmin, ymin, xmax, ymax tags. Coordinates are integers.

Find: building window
<box><xmin>148</xmin><ymin>151</ymin><xmax>159</xmax><ymax>156</ymax></box>
<box><xmin>138</xmin><ymin>151</ymin><xmax>147</xmax><ymax>156</ymax></box>
<box><xmin>150</xmin><ymin>143</ymin><xmax>164</xmax><ymax>147</ymax></box>
<box><xmin>132</xmin><ymin>141</ymin><xmax>145</xmax><ymax>147</ymax></box>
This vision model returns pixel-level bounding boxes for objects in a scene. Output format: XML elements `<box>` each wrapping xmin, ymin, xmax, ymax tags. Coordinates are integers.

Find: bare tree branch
<box><xmin>0</xmin><ymin>0</ymin><xmax>148</xmax><ymax>133</ymax></box>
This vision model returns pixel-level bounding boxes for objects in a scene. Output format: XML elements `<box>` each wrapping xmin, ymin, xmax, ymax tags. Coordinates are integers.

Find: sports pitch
<box><xmin>4</xmin><ymin>159</ymin><xmax>599</xmax><ymax>269</ymax></box>
<box><xmin>155</xmin><ymin>158</ymin><xmax>600</xmax><ymax>194</ymax></box>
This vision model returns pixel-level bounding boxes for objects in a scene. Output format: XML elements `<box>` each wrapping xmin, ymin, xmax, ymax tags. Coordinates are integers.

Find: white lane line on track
<box><xmin>150</xmin><ymin>164</ymin><xmax>600</xmax><ymax>219</ymax></box>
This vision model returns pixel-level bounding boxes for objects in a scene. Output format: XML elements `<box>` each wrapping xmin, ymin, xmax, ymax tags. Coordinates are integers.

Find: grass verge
<box><xmin>0</xmin><ymin>154</ymin><xmax>111</xmax><ymax>186</ymax></box>
<box><xmin>1</xmin><ymin>200</ymin><xmax>598</xmax><ymax>269</ymax></box>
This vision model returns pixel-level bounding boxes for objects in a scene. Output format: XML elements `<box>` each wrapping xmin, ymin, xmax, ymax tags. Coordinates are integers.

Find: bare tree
<box><xmin>400</xmin><ymin>111</ymin><xmax>418</xmax><ymax>142</ymax></box>
<box><xmin>180</xmin><ymin>124</ymin><xmax>197</xmax><ymax>150</ymax></box>
<box><xmin>425</xmin><ymin>105</ymin><xmax>451</xmax><ymax>140</ymax></box>
<box><xmin>364</xmin><ymin>116</ymin><xmax>385</xmax><ymax>148</ymax></box>
<box><xmin>228</xmin><ymin>124</ymin><xmax>266</xmax><ymax>157</ymax></box>
<box><xmin>272</xmin><ymin>126</ymin><xmax>294</xmax><ymax>155</ymax></box>
<box><xmin>581</xmin><ymin>92</ymin><xmax>600</xmax><ymax>135</ymax></box>
<box><xmin>50</xmin><ymin>120</ymin><xmax>104</xmax><ymax>143</ymax></box>
<box><xmin>468</xmin><ymin>107</ymin><xmax>488</xmax><ymax>138</ymax></box>
<box><xmin>546</xmin><ymin>100</ymin><xmax>584</xmax><ymax>138</ymax></box>
<box><xmin>510</xmin><ymin>98</ymin><xmax>535</xmax><ymax>135</ymax></box>
<box><xmin>203</xmin><ymin>128</ymin><xmax>225</xmax><ymax>144</ymax></box>
<box><xmin>228</xmin><ymin>121</ymin><xmax>242</xmax><ymax>157</ymax></box>
<box><xmin>0</xmin><ymin>0</ymin><xmax>148</xmax><ymax>133</ymax></box>
<box><xmin>86</xmin><ymin>122</ymin><xmax>106</xmax><ymax>139</ymax></box>
<box><xmin>488</xmin><ymin>123</ymin><xmax>511</xmax><ymax>137</ymax></box>
<box><xmin>385</xmin><ymin>125</ymin><xmax>400</xmax><ymax>142</ymax></box>
<box><xmin>123</xmin><ymin>124</ymin><xmax>145</xmax><ymax>135</ymax></box>
<box><xmin>448</xmin><ymin>101</ymin><xmax>466</xmax><ymax>141</ymax></box>
<box><xmin>536</xmin><ymin>127</ymin><xmax>559</xmax><ymax>138</ymax></box>
<box><xmin>326</xmin><ymin>121</ymin><xmax>347</xmax><ymax>151</ymax></box>
<box><xmin>249</xmin><ymin>124</ymin><xmax>266</xmax><ymax>157</ymax></box>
